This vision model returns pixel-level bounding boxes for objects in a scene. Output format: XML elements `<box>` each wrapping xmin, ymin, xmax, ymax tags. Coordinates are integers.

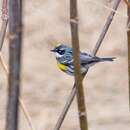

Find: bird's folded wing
<box><xmin>80</xmin><ymin>52</ymin><xmax>100</xmax><ymax>64</ymax></box>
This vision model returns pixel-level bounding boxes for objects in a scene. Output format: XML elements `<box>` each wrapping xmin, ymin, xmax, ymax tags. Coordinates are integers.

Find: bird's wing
<box><xmin>80</xmin><ymin>52</ymin><xmax>100</xmax><ymax>65</ymax></box>
<box><xmin>60</xmin><ymin>51</ymin><xmax>101</xmax><ymax>66</ymax></box>
<box><xmin>59</xmin><ymin>52</ymin><xmax>73</xmax><ymax>65</ymax></box>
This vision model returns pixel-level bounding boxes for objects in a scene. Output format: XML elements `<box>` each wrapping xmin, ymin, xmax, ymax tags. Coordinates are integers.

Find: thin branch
<box><xmin>0</xmin><ymin>21</ymin><xmax>8</xmax><ymax>49</ymax></box>
<box><xmin>0</xmin><ymin>0</ymin><xmax>8</xmax><ymax>50</ymax></box>
<box><xmin>70</xmin><ymin>0</ymin><xmax>88</xmax><ymax>130</ymax></box>
<box><xmin>87</xmin><ymin>0</ymin><xmax>127</xmax><ymax>18</ymax></box>
<box><xmin>127</xmin><ymin>0</ymin><xmax>130</xmax><ymax>109</ymax></box>
<box><xmin>19</xmin><ymin>98</ymin><xmax>36</xmax><ymax>130</ymax></box>
<box><xmin>92</xmin><ymin>0</ymin><xmax>121</xmax><ymax>55</ymax></box>
<box><xmin>124</xmin><ymin>0</ymin><xmax>130</xmax><ymax>8</ymax></box>
<box><xmin>0</xmin><ymin>0</ymin><xmax>36</xmax><ymax>130</ymax></box>
<box><xmin>53</xmin><ymin>0</ymin><xmax>121</xmax><ymax>129</ymax></box>
<box><xmin>53</xmin><ymin>84</ymin><xmax>76</xmax><ymax>130</ymax></box>
<box><xmin>5</xmin><ymin>0</ymin><xmax>22</xmax><ymax>130</ymax></box>
<box><xmin>0</xmin><ymin>53</ymin><xmax>8</xmax><ymax>73</ymax></box>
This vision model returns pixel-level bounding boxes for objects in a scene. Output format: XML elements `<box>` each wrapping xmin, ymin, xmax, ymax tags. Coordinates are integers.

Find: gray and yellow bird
<box><xmin>51</xmin><ymin>44</ymin><xmax>115</xmax><ymax>75</ymax></box>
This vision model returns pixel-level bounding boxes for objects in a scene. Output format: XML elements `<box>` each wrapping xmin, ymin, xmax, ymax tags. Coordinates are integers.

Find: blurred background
<box><xmin>0</xmin><ymin>0</ymin><xmax>130</xmax><ymax>130</ymax></box>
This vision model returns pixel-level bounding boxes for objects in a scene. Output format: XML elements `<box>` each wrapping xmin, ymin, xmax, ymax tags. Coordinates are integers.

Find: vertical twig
<box><xmin>6</xmin><ymin>0</ymin><xmax>22</xmax><ymax>130</ymax></box>
<box><xmin>0</xmin><ymin>0</ymin><xmax>8</xmax><ymax>50</ymax></box>
<box><xmin>0</xmin><ymin>0</ymin><xmax>36</xmax><ymax>130</ymax></box>
<box><xmin>53</xmin><ymin>0</ymin><xmax>121</xmax><ymax>129</ymax></box>
<box><xmin>127</xmin><ymin>0</ymin><xmax>130</xmax><ymax>109</ymax></box>
<box><xmin>0</xmin><ymin>1</ymin><xmax>36</xmax><ymax>129</ymax></box>
<box><xmin>70</xmin><ymin>0</ymin><xmax>88</xmax><ymax>130</ymax></box>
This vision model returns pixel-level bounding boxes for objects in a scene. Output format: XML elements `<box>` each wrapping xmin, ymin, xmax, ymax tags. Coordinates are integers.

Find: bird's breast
<box><xmin>57</xmin><ymin>62</ymin><xmax>67</xmax><ymax>71</ymax></box>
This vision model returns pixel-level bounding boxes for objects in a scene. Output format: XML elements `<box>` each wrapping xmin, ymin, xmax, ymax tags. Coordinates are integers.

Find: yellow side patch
<box><xmin>57</xmin><ymin>62</ymin><xmax>67</xmax><ymax>71</ymax></box>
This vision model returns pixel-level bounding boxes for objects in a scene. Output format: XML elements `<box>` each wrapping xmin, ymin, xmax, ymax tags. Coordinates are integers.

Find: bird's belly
<box><xmin>57</xmin><ymin>62</ymin><xmax>88</xmax><ymax>76</ymax></box>
<box><xmin>57</xmin><ymin>62</ymin><xmax>67</xmax><ymax>72</ymax></box>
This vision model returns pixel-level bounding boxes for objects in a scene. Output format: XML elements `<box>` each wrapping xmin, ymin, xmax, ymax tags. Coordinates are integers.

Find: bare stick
<box><xmin>5</xmin><ymin>0</ymin><xmax>22</xmax><ymax>130</ymax></box>
<box><xmin>124</xmin><ymin>0</ymin><xmax>130</xmax><ymax>8</ymax></box>
<box><xmin>86</xmin><ymin>0</ymin><xmax>126</xmax><ymax>18</ymax></box>
<box><xmin>53</xmin><ymin>0</ymin><xmax>121</xmax><ymax>129</ymax></box>
<box><xmin>0</xmin><ymin>0</ymin><xmax>8</xmax><ymax>50</ymax></box>
<box><xmin>0</xmin><ymin>20</ymin><xmax>8</xmax><ymax>50</ymax></box>
<box><xmin>0</xmin><ymin>0</ymin><xmax>36</xmax><ymax>130</ymax></box>
<box><xmin>92</xmin><ymin>0</ymin><xmax>121</xmax><ymax>55</ymax></box>
<box><xmin>127</xmin><ymin>0</ymin><xmax>130</xmax><ymax>109</ymax></box>
<box><xmin>0</xmin><ymin>53</ymin><xmax>8</xmax><ymax>73</ymax></box>
<box><xmin>19</xmin><ymin>98</ymin><xmax>36</xmax><ymax>130</ymax></box>
<box><xmin>70</xmin><ymin>0</ymin><xmax>88</xmax><ymax>130</ymax></box>
<box><xmin>53</xmin><ymin>84</ymin><xmax>76</xmax><ymax>130</ymax></box>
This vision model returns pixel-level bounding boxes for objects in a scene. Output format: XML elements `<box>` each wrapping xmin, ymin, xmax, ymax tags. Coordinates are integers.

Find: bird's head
<box><xmin>51</xmin><ymin>44</ymin><xmax>71</xmax><ymax>58</ymax></box>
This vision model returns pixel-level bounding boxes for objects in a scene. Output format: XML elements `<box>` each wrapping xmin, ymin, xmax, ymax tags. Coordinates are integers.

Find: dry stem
<box><xmin>70</xmin><ymin>0</ymin><xmax>88</xmax><ymax>130</ymax></box>
<box><xmin>0</xmin><ymin>0</ymin><xmax>36</xmax><ymax>130</ymax></box>
<box><xmin>0</xmin><ymin>0</ymin><xmax>8</xmax><ymax>50</ymax></box>
<box><xmin>6</xmin><ymin>0</ymin><xmax>22</xmax><ymax>130</ymax></box>
<box><xmin>127</xmin><ymin>0</ymin><xmax>130</xmax><ymax>109</ymax></box>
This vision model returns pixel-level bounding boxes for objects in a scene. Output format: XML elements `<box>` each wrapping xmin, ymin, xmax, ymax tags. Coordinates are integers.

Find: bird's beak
<box><xmin>50</xmin><ymin>49</ymin><xmax>55</xmax><ymax>52</ymax></box>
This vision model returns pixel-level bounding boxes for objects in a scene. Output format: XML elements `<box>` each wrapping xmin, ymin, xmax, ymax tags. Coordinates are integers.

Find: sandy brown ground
<box><xmin>0</xmin><ymin>0</ymin><xmax>130</xmax><ymax>130</ymax></box>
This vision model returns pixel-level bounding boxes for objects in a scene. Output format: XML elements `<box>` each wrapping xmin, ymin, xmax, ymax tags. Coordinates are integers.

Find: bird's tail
<box><xmin>100</xmin><ymin>57</ymin><xmax>116</xmax><ymax>62</ymax></box>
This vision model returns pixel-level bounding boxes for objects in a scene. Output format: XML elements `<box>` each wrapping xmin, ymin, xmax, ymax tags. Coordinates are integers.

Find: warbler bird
<box><xmin>51</xmin><ymin>44</ymin><xmax>115</xmax><ymax>75</ymax></box>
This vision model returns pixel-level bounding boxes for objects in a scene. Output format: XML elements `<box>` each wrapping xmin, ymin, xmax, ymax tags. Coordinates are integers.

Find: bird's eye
<box><xmin>58</xmin><ymin>50</ymin><xmax>65</xmax><ymax>55</ymax></box>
